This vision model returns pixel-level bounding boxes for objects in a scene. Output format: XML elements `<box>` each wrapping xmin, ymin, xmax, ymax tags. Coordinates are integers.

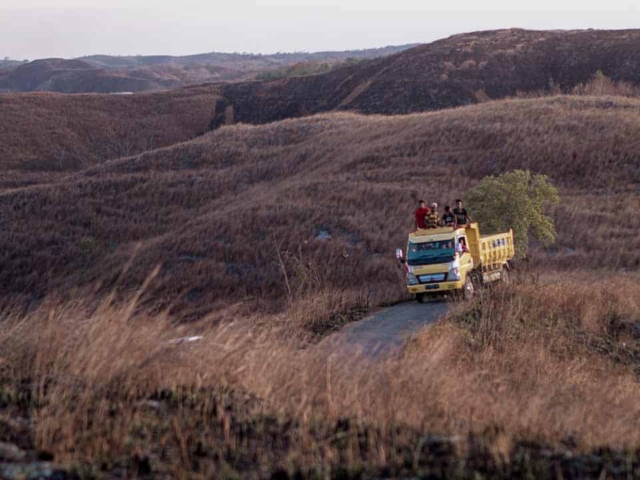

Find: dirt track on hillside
<box><xmin>322</xmin><ymin>300</ymin><xmax>451</xmax><ymax>357</ymax></box>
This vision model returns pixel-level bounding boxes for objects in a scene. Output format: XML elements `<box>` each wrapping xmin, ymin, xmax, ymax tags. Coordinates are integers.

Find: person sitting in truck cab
<box><xmin>441</xmin><ymin>205</ymin><xmax>456</xmax><ymax>227</ymax></box>
<box><xmin>414</xmin><ymin>200</ymin><xmax>430</xmax><ymax>230</ymax></box>
<box><xmin>425</xmin><ymin>203</ymin><xmax>440</xmax><ymax>228</ymax></box>
<box><xmin>457</xmin><ymin>237</ymin><xmax>469</xmax><ymax>253</ymax></box>
<box><xmin>453</xmin><ymin>199</ymin><xmax>472</xmax><ymax>226</ymax></box>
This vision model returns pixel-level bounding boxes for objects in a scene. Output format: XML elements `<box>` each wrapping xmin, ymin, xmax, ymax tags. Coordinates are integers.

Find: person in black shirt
<box><xmin>441</xmin><ymin>205</ymin><xmax>456</xmax><ymax>227</ymax></box>
<box><xmin>453</xmin><ymin>199</ymin><xmax>472</xmax><ymax>226</ymax></box>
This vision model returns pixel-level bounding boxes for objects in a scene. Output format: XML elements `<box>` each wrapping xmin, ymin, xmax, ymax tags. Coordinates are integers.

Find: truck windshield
<box><xmin>407</xmin><ymin>240</ymin><xmax>455</xmax><ymax>266</ymax></box>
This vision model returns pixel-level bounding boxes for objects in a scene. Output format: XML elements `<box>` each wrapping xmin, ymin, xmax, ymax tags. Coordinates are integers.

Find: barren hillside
<box><xmin>0</xmin><ymin>84</ymin><xmax>220</xmax><ymax>188</ymax></box>
<box><xmin>213</xmin><ymin>29</ymin><xmax>640</xmax><ymax>126</ymax></box>
<box><xmin>1</xmin><ymin>95</ymin><xmax>638</xmax><ymax>315</ymax></box>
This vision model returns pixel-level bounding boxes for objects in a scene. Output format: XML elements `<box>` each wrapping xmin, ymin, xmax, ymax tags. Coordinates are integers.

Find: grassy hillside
<box><xmin>0</xmin><ymin>84</ymin><xmax>219</xmax><ymax>188</ymax></box>
<box><xmin>1</xmin><ymin>95</ymin><xmax>638</xmax><ymax>316</ymax></box>
<box><xmin>214</xmin><ymin>29</ymin><xmax>640</xmax><ymax>126</ymax></box>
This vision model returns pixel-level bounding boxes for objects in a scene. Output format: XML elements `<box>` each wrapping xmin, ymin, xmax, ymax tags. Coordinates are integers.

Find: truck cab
<box><xmin>396</xmin><ymin>223</ymin><xmax>514</xmax><ymax>302</ymax></box>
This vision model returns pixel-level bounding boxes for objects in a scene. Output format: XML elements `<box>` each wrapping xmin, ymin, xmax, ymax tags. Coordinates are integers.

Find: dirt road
<box><xmin>322</xmin><ymin>300</ymin><xmax>451</xmax><ymax>357</ymax></box>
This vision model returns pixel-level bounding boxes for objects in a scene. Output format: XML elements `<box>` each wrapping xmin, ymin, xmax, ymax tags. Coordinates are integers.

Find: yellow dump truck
<box><xmin>395</xmin><ymin>223</ymin><xmax>515</xmax><ymax>302</ymax></box>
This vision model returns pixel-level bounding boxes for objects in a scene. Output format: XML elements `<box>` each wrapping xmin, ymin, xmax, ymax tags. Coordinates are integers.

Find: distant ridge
<box><xmin>0</xmin><ymin>45</ymin><xmax>415</xmax><ymax>93</ymax></box>
<box><xmin>79</xmin><ymin>45</ymin><xmax>417</xmax><ymax>68</ymax></box>
<box><xmin>212</xmin><ymin>29</ymin><xmax>640</xmax><ymax>126</ymax></box>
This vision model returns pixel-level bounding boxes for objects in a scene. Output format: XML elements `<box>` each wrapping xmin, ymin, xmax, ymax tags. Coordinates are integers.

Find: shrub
<box><xmin>466</xmin><ymin>170</ymin><xmax>560</xmax><ymax>257</ymax></box>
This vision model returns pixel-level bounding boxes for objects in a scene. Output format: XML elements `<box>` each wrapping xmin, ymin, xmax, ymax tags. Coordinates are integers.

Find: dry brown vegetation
<box><xmin>214</xmin><ymin>29</ymin><xmax>640</xmax><ymax>126</ymax></box>
<box><xmin>1</xmin><ymin>95</ymin><xmax>638</xmax><ymax>316</ymax></box>
<box><xmin>2</xmin><ymin>272</ymin><xmax>640</xmax><ymax>477</ymax></box>
<box><xmin>514</xmin><ymin>71</ymin><xmax>640</xmax><ymax>100</ymax></box>
<box><xmin>572</xmin><ymin>74</ymin><xmax>640</xmax><ymax>98</ymax></box>
<box><xmin>1</xmin><ymin>52</ymin><xmax>640</xmax><ymax>475</ymax></box>
<box><xmin>0</xmin><ymin>84</ymin><xmax>219</xmax><ymax>188</ymax></box>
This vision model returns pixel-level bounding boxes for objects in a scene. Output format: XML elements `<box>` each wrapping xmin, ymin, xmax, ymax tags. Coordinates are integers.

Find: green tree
<box><xmin>466</xmin><ymin>170</ymin><xmax>559</xmax><ymax>257</ymax></box>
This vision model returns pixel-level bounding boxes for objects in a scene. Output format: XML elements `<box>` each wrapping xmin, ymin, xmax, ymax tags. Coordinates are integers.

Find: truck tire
<box><xmin>416</xmin><ymin>293</ymin><xmax>426</xmax><ymax>303</ymax></box>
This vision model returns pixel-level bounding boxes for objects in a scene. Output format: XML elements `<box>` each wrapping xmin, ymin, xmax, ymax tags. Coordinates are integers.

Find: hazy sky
<box><xmin>2</xmin><ymin>0</ymin><xmax>640</xmax><ymax>60</ymax></box>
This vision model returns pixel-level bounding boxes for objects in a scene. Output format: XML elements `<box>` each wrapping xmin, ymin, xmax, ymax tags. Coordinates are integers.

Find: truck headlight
<box><xmin>407</xmin><ymin>272</ymin><xmax>419</xmax><ymax>285</ymax></box>
<box><xmin>448</xmin><ymin>267</ymin><xmax>461</xmax><ymax>281</ymax></box>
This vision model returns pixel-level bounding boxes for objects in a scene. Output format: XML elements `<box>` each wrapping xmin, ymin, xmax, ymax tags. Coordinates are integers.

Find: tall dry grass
<box><xmin>515</xmin><ymin>73</ymin><xmax>640</xmax><ymax>100</ymax></box>
<box><xmin>2</xmin><ymin>272</ymin><xmax>640</xmax><ymax>476</ymax></box>
<box><xmin>572</xmin><ymin>74</ymin><xmax>640</xmax><ymax>98</ymax></box>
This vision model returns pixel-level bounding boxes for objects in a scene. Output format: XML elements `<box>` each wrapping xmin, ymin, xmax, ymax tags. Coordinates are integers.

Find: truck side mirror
<box><xmin>395</xmin><ymin>248</ymin><xmax>405</xmax><ymax>263</ymax></box>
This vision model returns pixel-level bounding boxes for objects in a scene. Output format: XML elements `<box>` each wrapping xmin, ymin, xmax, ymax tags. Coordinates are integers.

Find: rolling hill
<box><xmin>0</xmin><ymin>84</ymin><xmax>220</xmax><ymax>188</ymax></box>
<box><xmin>80</xmin><ymin>46</ymin><xmax>414</xmax><ymax>69</ymax></box>
<box><xmin>0</xmin><ymin>46</ymin><xmax>413</xmax><ymax>94</ymax></box>
<box><xmin>0</xmin><ymin>58</ymin><xmax>186</xmax><ymax>93</ymax></box>
<box><xmin>5</xmin><ymin>28</ymin><xmax>640</xmax><ymax>190</ymax></box>
<box><xmin>1</xmin><ymin>95</ymin><xmax>638</xmax><ymax>316</ymax></box>
<box><xmin>0</xmin><ymin>30</ymin><xmax>640</xmax><ymax>479</ymax></box>
<box><xmin>2</xmin><ymin>29</ymin><xmax>640</xmax><ymax>479</ymax></box>
<box><xmin>213</xmin><ymin>29</ymin><xmax>640</xmax><ymax>126</ymax></box>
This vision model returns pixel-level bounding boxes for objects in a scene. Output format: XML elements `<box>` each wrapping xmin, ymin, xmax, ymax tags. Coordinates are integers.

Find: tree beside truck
<box><xmin>396</xmin><ymin>223</ymin><xmax>515</xmax><ymax>302</ymax></box>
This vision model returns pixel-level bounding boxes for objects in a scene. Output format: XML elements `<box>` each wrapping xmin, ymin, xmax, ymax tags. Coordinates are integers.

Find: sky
<box><xmin>2</xmin><ymin>0</ymin><xmax>640</xmax><ymax>60</ymax></box>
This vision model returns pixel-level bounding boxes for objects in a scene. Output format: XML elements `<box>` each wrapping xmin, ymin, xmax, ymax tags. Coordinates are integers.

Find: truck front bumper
<box><xmin>407</xmin><ymin>280</ymin><xmax>464</xmax><ymax>295</ymax></box>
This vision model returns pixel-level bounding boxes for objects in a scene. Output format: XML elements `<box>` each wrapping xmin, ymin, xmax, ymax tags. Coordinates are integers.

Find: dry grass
<box><xmin>2</xmin><ymin>272</ymin><xmax>640</xmax><ymax>477</ymax></box>
<box><xmin>0</xmin><ymin>95</ymin><xmax>638</xmax><ymax>316</ymax></box>
<box><xmin>2</xmin><ymin>32</ymin><xmax>640</xmax><ymax>476</ymax></box>
<box><xmin>572</xmin><ymin>75</ymin><xmax>640</xmax><ymax>98</ymax></box>
<box><xmin>0</xmin><ymin>84</ymin><xmax>219</xmax><ymax>188</ymax></box>
<box><xmin>407</xmin><ymin>273</ymin><xmax>640</xmax><ymax>445</ymax></box>
<box><xmin>515</xmin><ymin>73</ymin><xmax>640</xmax><ymax>100</ymax></box>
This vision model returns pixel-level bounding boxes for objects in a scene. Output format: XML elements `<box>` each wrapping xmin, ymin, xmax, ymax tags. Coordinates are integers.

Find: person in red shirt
<box><xmin>414</xmin><ymin>200</ymin><xmax>431</xmax><ymax>230</ymax></box>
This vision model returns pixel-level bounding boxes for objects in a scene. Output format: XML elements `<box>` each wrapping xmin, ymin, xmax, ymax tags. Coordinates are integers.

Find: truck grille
<box><xmin>418</xmin><ymin>273</ymin><xmax>447</xmax><ymax>283</ymax></box>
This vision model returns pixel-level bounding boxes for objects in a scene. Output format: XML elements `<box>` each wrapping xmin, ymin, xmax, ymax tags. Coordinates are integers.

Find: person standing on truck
<box><xmin>453</xmin><ymin>199</ymin><xmax>472</xmax><ymax>226</ymax></box>
<box><xmin>425</xmin><ymin>203</ymin><xmax>441</xmax><ymax>228</ymax></box>
<box><xmin>414</xmin><ymin>200</ymin><xmax>430</xmax><ymax>230</ymax></box>
<box><xmin>442</xmin><ymin>205</ymin><xmax>456</xmax><ymax>227</ymax></box>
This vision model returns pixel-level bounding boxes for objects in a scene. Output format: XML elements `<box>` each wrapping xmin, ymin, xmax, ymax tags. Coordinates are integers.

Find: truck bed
<box><xmin>465</xmin><ymin>225</ymin><xmax>515</xmax><ymax>270</ymax></box>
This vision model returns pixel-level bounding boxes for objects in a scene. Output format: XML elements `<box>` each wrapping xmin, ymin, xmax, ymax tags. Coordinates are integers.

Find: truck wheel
<box><xmin>416</xmin><ymin>293</ymin><xmax>426</xmax><ymax>303</ymax></box>
<box><xmin>463</xmin><ymin>276</ymin><xmax>474</xmax><ymax>301</ymax></box>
